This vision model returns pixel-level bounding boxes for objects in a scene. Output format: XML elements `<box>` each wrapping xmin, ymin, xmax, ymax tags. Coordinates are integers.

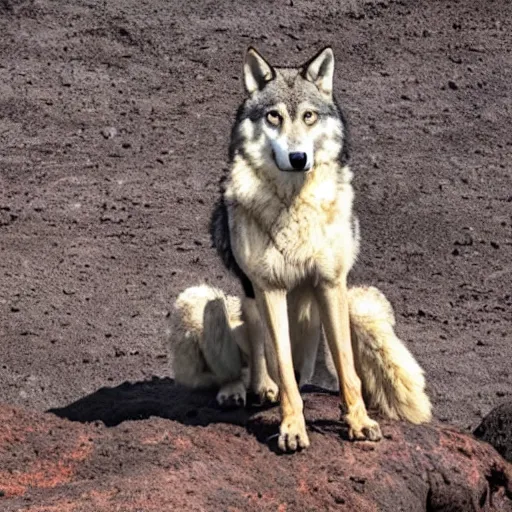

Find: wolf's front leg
<box><xmin>315</xmin><ymin>278</ymin><xmax>382</xmax><ymax>442</ymax></box>
<box><xmin>243</xmin><ymin>297</ymin><xmax>279</xmax><ymax>404</ymax></box>
<box><xmin>255</xmin><ymin>288</ymin><xmax>310</xmax><ymax>452</ymax></box>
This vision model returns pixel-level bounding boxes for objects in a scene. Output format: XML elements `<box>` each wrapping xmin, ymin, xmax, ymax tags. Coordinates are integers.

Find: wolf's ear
<box><xmin>301</xmin><ymin>47</ymin><xmax>334</xmax><ymax>96</ymax></box>
<box><xmin>244</xmin><ymin>47</ymin><xmax>276</xmax><ymax>94</ymax></box>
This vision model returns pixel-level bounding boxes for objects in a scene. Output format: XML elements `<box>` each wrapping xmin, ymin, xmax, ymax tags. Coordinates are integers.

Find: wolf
<box><xmin>169</xmin><ymin>46</ymin><xmax>431</xmax><ymax>452</ymax></box>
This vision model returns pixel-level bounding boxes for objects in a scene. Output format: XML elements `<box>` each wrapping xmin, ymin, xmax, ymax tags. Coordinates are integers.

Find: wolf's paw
<box><xmin>346</xmin><ymin>412</ymin><xmax>382</xmax><ymax>442</ymax></box>
<box><xmin>252</xmin><ymin>376</ymin><xmax>279</xmax><ymax>404</ymax></box>
<box><xmin>278</xmin><ymin>414</ymin><xmax>310</xmax><ymax>452</ymax></box>
<box><xmin>216</xmin><ymin>380</ymin><xmax>247</xmax><ymax>409</ymax></box>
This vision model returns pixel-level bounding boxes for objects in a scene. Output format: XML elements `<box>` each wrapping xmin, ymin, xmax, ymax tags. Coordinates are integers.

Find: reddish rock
<box><xmin>1</xmin><ymin>383</ymin><xmax>511</xmax><ymax>511</ymax></box>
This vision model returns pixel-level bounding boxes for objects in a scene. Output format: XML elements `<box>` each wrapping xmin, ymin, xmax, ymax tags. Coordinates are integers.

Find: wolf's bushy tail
<box><xmin>347</xmin><ymin>286</ymin><xmax>432</xmax><ymax>424</ymax></box>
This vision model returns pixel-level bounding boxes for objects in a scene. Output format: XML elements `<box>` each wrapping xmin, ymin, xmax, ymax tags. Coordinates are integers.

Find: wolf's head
<box><xmin>229</xmin><ymin>47</ymin><xmax>349</xmax><ymax>175</ymax></box>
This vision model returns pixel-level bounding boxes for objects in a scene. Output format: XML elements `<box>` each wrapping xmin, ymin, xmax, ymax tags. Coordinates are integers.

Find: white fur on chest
<box><xmin>226</xmin><ymin>158</ymin><xmax>358</xmax><ymax>289</ymax></box>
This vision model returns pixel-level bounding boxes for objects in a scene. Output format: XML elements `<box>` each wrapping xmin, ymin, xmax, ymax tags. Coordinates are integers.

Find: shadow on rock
<box><xmin>48</xmin><ymin>376</ymin><xmax>253</xmax><ymax>427</ymax></box>
<box><xmin>47</xmin><ymin>379</ymin><xmax>342</xmax><ymax>454</ymax></box>
<box><xmin>48</xmin><ymin>378</ymin><xmax>339</xmax><ymax>429</ymax></box>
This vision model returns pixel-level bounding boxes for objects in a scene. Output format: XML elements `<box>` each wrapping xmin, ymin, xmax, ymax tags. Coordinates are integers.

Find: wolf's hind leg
<box><xmin>201</xmin><ymin>296</ymin><xmax>243</xmax><ymax>383</ymax></box>
<box><xmin>170</xmin><ymin>328</ymin><xmax>221</xmax><ymax>389</ymax></box>
<box><xmin>201</xmin><ymin>294</ymin><xmax>254</xmax><ymax>408</ymax></box>
<box><xmin>169</xmin><ymin>285</ymin><xmax>246</xmax><ymax>408</ymax></box>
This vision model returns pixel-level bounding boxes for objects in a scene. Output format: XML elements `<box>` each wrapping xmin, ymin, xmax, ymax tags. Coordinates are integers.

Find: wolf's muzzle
<box><xmin>288</xmin><ymin>152</ymin><xmax>308</xmax><ymax>171</ymax></box>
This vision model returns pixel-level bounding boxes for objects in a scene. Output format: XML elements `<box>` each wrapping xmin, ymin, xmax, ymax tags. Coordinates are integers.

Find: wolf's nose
<box><xmin>289</xmin><ymin>152</ymin><xmax>308</xmax><ymax>170</ymax></box>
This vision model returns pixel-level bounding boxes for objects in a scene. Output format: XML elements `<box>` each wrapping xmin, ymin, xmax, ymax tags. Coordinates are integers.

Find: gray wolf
<box><xmin>169</xmin><ymin>46</ymin><xmax>431</xmax><ymax>451</ymax></box>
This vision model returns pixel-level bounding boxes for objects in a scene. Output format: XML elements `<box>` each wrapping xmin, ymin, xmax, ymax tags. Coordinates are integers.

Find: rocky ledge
<box><xmin>1</xmin><ymin>380</ymin><xmax>511</xmax><ymax>511</ymax></box>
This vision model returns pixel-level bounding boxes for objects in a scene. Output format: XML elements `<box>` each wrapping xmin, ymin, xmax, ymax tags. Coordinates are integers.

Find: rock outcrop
<box><xmin>475</xmin><ymin>401</ymin><xmax>512</xmax><ymax>464</ymax></box>
<box><xmin>0</xmin><ymin>381</ymin><xmax>511</xmax><ymax>511</ymax></box>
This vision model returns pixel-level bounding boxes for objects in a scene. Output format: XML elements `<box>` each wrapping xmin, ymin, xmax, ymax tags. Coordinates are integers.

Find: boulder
<box><xmin>475</xmin><ymin>402</ymin><xmax>512</xmax><ymax>463</ymax></box>
<box><xmin>0</xmin><ymin>380</ymin><xmax>510</xmax><ymax>511</ymax></box>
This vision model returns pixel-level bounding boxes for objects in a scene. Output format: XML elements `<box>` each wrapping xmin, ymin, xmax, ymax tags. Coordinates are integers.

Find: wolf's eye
<box><xmin>303</xmin><ymin>111</ymin><xmax>318</xmax><ymax>126</ymax></box>
<box><xmin>266</xmin><ymin>110</ymin><xmax>282</xmax><ymax>127</ymax></box>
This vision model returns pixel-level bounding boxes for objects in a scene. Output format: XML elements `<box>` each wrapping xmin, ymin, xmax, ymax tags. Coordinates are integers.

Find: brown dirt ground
<box><xmin>0</xmin><ymin>0</ymin><xmax>511</xmax><ymax>507</ymax></box>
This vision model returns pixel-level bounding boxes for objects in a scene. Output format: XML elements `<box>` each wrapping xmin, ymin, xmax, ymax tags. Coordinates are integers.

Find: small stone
<box><xmin>101</xmin><ymin>127</ymin><xmax>118</xmax><ymax>139</ymax></box>
<box><xmin>448</xmin><ymin>80</ymin><xmax>458</xmax><ymax>90</ymax></box>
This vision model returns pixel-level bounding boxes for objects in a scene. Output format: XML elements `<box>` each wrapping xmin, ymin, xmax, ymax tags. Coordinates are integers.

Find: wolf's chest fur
<box><xmin>224</xmin><ymin>159</ymin><xmax>358</xmax><ymax>289</ymax></box>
